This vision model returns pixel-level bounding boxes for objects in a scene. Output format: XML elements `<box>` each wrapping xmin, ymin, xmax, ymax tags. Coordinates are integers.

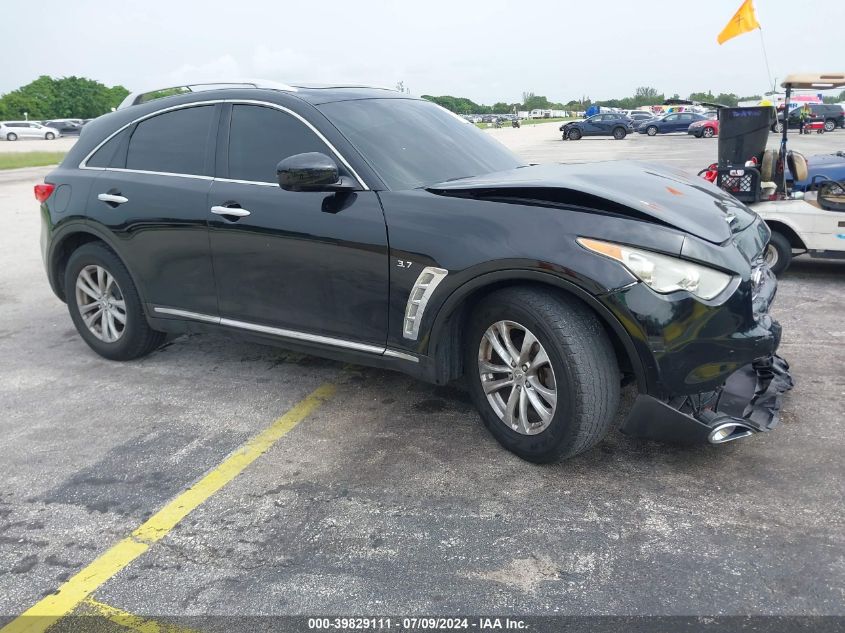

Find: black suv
<box><xmin>774</xmin><ymin>103</ymin><xmax>845</xmax><ymax>132</ymax></box>
<box><xmin>36</xmin><ymin>81</ymin><xmax>792</xmax><ymax>463</ymax></box>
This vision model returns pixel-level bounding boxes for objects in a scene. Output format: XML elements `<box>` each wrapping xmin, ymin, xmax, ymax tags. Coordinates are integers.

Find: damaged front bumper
<box><xmin>620</xmin><ymin>353</ymin><xmax>794</xmax><ymax>444</ymax></box>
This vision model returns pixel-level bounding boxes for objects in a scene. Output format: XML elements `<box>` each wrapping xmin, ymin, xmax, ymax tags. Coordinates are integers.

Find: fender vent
<box><xmin>403</xmin><ymin>267</ymin><xmax>448</xmax><ymax>340</ymax></box>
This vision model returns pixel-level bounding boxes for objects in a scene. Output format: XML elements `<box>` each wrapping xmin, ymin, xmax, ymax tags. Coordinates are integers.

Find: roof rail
<box><xmin>116</xmin><ymin>79</ymin><xmax>298</xmax><ymax>110</ymax></box>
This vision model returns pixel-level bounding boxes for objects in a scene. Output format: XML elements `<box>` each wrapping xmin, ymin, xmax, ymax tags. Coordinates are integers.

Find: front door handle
<box><xmin>210</xmin><ymin>205</ymin><xmax>251</xmax><ymax>218</ymax></box>
<box><xmin>98</xmin><ymin>193</ymin><xmax>128</xmax><ymax>205</ymax></box>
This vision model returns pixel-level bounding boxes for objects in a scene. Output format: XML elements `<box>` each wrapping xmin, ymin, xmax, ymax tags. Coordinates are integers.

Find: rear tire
<box><xmin>646</xmin><ymin>125</ymin><xmax>658</xmax><ymax>136</ymax></box>
<box><xmin>765</xmin><ymin>231</ymin><xmax>792</xmax><ymax>276</ymax></box>
<box><xmin>612</xmin><ymin>127</ymin><xmax>626</xmax><ymax>140</ymax></box>
<box><xmin>6</xmin><ymin>133</ymin><xmax>17</xmax><ymax>141</ymax></box>
<box><xmin>568</xmin><ymin>128</ymin><xmax>582</xmax><ymax>140</ymax></box>
<box><xmin>464</xmin><ymin>287</ymin><xmax>620</xmax><ymax>463</ymax></box>
<box><xmin>65</xmin><ymin>242</ymin><xmax>166</xmax><ymax>361</ymax></box>
<box><xmin>702</xmin><ymin>126</ymin><xmax>715</xmax><ymax>138</ymax></box>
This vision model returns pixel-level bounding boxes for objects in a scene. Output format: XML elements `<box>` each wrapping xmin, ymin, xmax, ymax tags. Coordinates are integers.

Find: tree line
<box><xmin>0</xmin><ymin>76</ymin><xmax>129</xmax><ymax>120</ymax></box>
<box><xmin>423</xmin><ymin>86</ymin><xmax>845</xmax><ymax>114</ymax></box>
<box><xmin>3</xmin><ymin>77</ymin><xmax>843</xmax><ymax>121</ymax></box>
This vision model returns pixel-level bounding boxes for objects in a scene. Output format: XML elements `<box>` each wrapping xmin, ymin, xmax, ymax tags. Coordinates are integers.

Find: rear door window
<box><xmin>126</xmin><ymin>105</ymin><xmax>215</xmax><ymax>175</ymax></box>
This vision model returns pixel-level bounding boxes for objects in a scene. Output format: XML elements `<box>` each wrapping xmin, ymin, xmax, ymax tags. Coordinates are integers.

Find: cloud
<box><xmin>167</xmin><ymin>55</ymin><xmax>242</xmax><ymax>84</ymax></box>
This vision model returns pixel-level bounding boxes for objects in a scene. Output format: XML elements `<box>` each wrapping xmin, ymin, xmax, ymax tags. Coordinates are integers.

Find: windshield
<box><xmin>319</xmin><ymin>98</ymin><xmax>524</xmax><ymax>190</ymax></box>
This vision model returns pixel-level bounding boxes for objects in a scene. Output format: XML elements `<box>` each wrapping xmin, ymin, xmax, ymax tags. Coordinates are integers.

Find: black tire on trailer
<box><xmin>765</xmin><ymin>231</ymin><xmax>792</xmax><ymax>276</ymax></box>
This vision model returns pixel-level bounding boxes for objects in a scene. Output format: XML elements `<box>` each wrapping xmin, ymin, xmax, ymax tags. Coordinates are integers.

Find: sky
<box><xmin>3</xmin><ymin>0</ymin><xmax>843</xmax><ymax>104</ymax></box>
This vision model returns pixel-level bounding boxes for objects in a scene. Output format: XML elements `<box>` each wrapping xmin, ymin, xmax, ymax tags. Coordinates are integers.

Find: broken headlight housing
<box><xmin>578</xmin><ymin>238</ymin><xmax>734</xmax><ymax>301</ymax></box>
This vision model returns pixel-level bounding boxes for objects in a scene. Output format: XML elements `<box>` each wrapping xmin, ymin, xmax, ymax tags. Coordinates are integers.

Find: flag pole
<box><xmin>758</xmin><ymin>27</ymin><xmax>774</xmax><ymax>91</ymax></box>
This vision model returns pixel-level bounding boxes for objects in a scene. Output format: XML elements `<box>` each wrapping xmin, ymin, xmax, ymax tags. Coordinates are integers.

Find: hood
<box><xmin>427</xmin><ymin>161</ymin><xmax>757</xmax><ymax>244</ymax></box>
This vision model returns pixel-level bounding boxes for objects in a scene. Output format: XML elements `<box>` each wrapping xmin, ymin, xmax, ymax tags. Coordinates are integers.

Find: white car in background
<box><xmin>0</xmin><ymin>121</ymin><xmax>61</xmax><ymax>141</ymax></box>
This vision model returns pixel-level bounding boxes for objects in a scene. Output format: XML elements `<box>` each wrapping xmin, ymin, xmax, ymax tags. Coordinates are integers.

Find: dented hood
<box><xmin>428</xmin><ymin>161</ymin><xmax>757</xmax><ymax>244</ymax></box>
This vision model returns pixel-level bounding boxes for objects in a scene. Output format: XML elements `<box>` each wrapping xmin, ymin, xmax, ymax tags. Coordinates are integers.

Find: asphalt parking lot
<box><xmin>1</xmin><ymin>124</ymin><xmax>843</xmax><ymax>630</ymax></box>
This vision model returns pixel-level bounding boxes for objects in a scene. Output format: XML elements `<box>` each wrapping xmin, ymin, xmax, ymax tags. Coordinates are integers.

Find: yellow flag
<box><xmin>717</xmin><ymin>0</ymin><xmax>761</xmax><ymax>44</ymax></box>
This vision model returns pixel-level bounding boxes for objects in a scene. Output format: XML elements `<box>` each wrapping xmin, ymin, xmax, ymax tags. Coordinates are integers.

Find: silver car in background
<box><xmin>0</xmin><ymin>121</ymin><xmax>62</xmax><ymax>141</ymax></box>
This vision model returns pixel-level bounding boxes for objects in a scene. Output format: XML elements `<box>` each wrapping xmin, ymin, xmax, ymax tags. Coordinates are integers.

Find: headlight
<box><xmin>577</xmin><ymin>238</ymin><xmax>734</xmax><ymax>300</ymax></box>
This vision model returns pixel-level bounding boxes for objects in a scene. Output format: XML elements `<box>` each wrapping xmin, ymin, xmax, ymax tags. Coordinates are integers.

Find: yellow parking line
<box><xmin>0</xmin><ymin>382</ymin><xmax>336</xmax><ymax>633</ymax></box>
<box><xmin>79</xmin><ymin>597</ymin><xmax>202</xmax><ymax>633</ymax></box>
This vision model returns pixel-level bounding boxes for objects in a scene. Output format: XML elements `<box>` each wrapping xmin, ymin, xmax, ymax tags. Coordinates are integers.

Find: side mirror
<box><xmin>276</xmin><ymin>152</ymin><xmax>357</xmax><ymax>193</ymax></box>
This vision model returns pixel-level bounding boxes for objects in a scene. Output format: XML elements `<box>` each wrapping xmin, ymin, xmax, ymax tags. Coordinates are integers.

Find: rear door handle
<box><xmin>210</xmin><ymin>205</ymin><xmax>251</xmax><ymax>218</ymax></box>
<box><xmin>98</xmin><ymin>193</ymin><xmax>128</xmax><ymax>205</ymax></box>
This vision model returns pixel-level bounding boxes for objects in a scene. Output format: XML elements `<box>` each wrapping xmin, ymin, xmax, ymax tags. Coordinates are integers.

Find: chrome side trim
<box><xmin>384</xmin><ymin>348</ymin><xmax>420</xmax><ymax>363</ymax></box>
<box><xmin>403</xmin><ymin>267</ymin><xmax>449</xmax><ymax>341</ymax></box>
<box><xmin>79</xmin><ymin>99</ymin><xmax>369</xmax><ymax>191</ymax></box>
<box><xmin>152</xmin><ymin>306</ymin><xmax>419</xmax><ymax>362</ymax></box>
<box><xmin>153</xmin><ymin>307</ymin><xmax>221</xmax><ymax>324</ymax></box>
<box><xmin>106</xmin><ymin>167</ymin><xmax>214</xmax><ymax>181</ymax></box>
<box><xmin>214</xmin><ymin>177</ymin><xmax>278</xmax><ymax>187</ymax></box>
<box><xmin>218</xmin><ymin>317</ymin><xmax>384</xmax><ymax>354</ymax></box>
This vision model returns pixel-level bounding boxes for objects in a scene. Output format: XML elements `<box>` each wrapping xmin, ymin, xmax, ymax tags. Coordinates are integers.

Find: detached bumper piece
<box><xmin>621</xmin><ymin>355</ymin><xmax>794</xmax><ymax>445</ymax></box>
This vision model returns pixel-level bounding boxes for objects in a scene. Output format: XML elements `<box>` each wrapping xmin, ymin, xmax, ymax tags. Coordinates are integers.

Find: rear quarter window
<box><xmin>85</xmin><ymin>129</ymin><xmax>129</xmax><ymax>168</ymax></box>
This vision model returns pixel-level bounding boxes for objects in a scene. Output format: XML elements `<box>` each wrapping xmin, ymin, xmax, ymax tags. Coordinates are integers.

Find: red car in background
<box><xmin>688</xmin><ymin>113</ymin><xmax>719</xmax><ymax>138</ymax></box>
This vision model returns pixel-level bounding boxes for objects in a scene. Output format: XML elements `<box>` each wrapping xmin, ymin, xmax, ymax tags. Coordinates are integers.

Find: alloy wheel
<box><xmin>824</xmin><ymin>120</ymin><xmax>835</xmax><ymax>132</ymax></box>
<box><xmin>478</xmin><ymin>320</ymin><xmax>557</xmax><ymax>435</ymax></box>
<box><xmin>703</xmin><ymin>127</ymin><xmax>715</xmax><ymax>138</ymax></box>
<box><xmin>75</xmin><ymin>265</ymin><xmax>127</xmax><ymax>343</ymax></box>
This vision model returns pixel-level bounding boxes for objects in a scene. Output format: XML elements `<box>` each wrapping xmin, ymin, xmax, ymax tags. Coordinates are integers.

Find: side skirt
<box><xmin>147</xmin><ymin>306</ymin><xmax>437</xmax><ymax>382</ymax></box>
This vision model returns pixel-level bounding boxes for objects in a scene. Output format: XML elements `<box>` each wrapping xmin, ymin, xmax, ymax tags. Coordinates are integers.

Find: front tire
<box><xmin>6</xmin><ymin>133</ymin><xmax>17</xmax><ymax>141</ymax></box>
<box><xmin>765</xmin><ymin>231</ymin><xmax>792</xmax><ymax>276</ymax></box>
<box><xmin>646</xmin><ymin>125</ymin><xmax>658</xmax><ymax>136</ymax></box>
<box><xmin>568</xmin><ymin>128</ymin><xmax>582</xmax><ymax>140</ymax></box>
<box><xmin>465</xmin><ymin>288</ymin><xmax>620</xmax><ymax>463</ymax></box>
<box><xmin>612</xmin><ymin>127</ymin><xmax>627</xmax><ymax>140</ymax></box>
<box><xmin>824</xmin><ymin>119</ymin><xmax>835</xmax><ymax>132</ymax></box>
<box><xmin>65</xmin><ymin>242</ymin><xmax>165</xmax><ymax>360</ymax></box>
<box><xmin>45</xmin><ymin>132</ymin><xmax>55</xmax><ymax>140</ymax></box>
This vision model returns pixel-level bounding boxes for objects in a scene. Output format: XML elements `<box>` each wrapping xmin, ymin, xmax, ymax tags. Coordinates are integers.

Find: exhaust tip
<box><xmin>708</xmin><ymin>422</ymin><xmax>754</xmax><ymax>444</ymax></box>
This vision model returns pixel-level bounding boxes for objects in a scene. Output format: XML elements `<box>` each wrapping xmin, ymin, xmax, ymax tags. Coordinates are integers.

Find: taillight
<box><xmin>34</xmin><ymin>183</ymin><xmax>55</xmax><ymax>203</ymax></box>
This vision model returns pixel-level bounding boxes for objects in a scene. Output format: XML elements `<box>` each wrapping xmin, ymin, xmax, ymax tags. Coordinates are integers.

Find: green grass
<box><xmin>0</xmin><ymin>151</ymin><xmax>67</xmax><ymax>170</ymax></box>
<box><xmin>476</xmin><ymin>117</ymin><xmax>574</xmax><ymax>129</ymax></box>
